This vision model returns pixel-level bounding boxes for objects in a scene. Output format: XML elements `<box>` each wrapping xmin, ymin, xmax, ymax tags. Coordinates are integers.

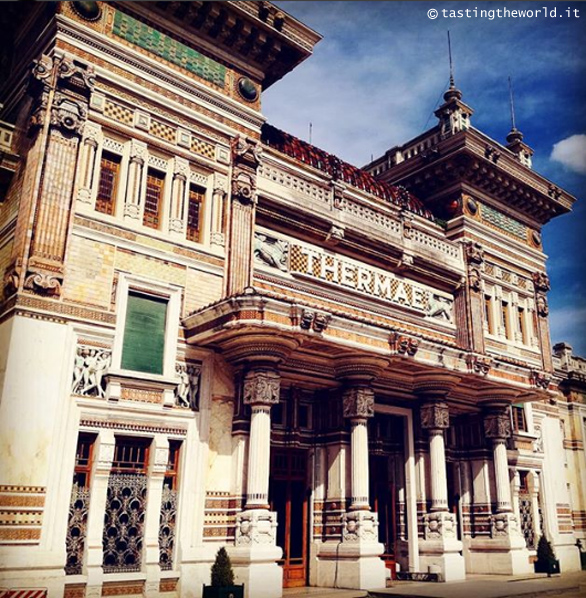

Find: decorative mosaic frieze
<box><xmin>112</xmin><ymin>11</ymin><xmax>226</xmax><ymax>87</ymax></box>
<box><xmin>480</xmin><ymin>203</ymin><xmax>527</xmax><ymax>240</ymax></box>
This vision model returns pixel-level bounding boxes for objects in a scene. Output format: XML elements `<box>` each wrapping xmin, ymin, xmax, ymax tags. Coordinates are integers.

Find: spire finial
<box><xmin>448</xmin><ymin>30</ymin><xmax>455</xmax><ymax>88</ymax></box>
<box><xmin>508</xmin><ymin>76</ymin><xmax>517</xmax><ymax>131</ymax></box>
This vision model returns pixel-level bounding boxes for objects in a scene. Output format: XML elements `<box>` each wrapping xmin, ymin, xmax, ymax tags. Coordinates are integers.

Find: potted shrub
<box><xmin>202</xmin><ymin>547</ymin><xmax>244</xmax><ymax>598</ymax></box>
<box><xmin>534</xmin><ymin>535</ymin><xmax>560</xmax><ymax>576</ymax></box>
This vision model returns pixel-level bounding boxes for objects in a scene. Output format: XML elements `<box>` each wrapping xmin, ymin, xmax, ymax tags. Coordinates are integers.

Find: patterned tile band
<box><xmin>480</xmin><ymin>203</ymin><xmax>527</xmax><ymax>240</ymax></box>
<box><xmin>112</xmin><ymin>11</ymin><xmax>226</xmax><ymax>87</ymax></box>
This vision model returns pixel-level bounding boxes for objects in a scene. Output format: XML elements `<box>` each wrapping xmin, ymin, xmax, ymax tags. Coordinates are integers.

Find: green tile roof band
<box><xmin>112</xmin><ymin>10</ymin><xmax>227</xmax><ymax>88</ymax></box>
<box><xmin>480</xmin><ymin>203</ymin><xmax>527</xmax><ymax>239</ymax></box>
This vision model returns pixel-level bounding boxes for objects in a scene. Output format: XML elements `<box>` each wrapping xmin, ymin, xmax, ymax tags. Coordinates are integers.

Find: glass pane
<box><xmin>121</xmin><ymin>293</ymin><xmax>167</xmax><ymax>374</ymax></box>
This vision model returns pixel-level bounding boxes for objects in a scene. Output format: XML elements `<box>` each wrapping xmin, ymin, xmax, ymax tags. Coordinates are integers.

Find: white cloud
<box><xmin>550</xmin><ymin>134</ymin><xmax>586</xmax><ymax>175</ymax></box>
<box><xmin>549</xmin><ymin>305</ymin><xmax>586</xmax><ymax>355</ymax></box>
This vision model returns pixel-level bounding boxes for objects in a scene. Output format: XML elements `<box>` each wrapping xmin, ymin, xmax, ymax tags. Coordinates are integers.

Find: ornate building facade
<box><xmin>0</xmin><ymin>2</ymin><xmax>583</xmax><ymax>598</ymax></box>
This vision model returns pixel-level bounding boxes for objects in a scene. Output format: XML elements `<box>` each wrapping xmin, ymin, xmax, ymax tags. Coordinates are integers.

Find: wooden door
<box><xmin>270</xmin><ymin>449</ymin><xmax>308</xmax><ymax>588</ymax></box>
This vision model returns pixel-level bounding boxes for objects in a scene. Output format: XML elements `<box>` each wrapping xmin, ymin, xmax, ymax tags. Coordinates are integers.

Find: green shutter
<box><xmin>121</xmin><ymin>293</ymin><xmax>167</xmax><ymax>374</ymax></box>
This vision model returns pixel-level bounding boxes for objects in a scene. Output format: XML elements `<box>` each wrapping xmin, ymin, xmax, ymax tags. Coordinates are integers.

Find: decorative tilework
<box><xmin>150</xmin><ymin>119</ymin><xmax>175</xmax><ymax>143</ymax></box>
<box><xmin>191</xmin><ymin>137</ymin><xmax>216</xmax><ymax>160</ymax></box>
<box><xmin>112</xmin><ymin>11</ymin><xmax>226</xmax><ymax>87</ymax></box>
<box><xmin>480</xmin><ymin>203</ymin><xmax>527</xmax><ymax>239</ymax></box>
<box><xmin>103</xmin><ymin>101</ymin><xmax>133</xmax><ymax>125</ymax></box>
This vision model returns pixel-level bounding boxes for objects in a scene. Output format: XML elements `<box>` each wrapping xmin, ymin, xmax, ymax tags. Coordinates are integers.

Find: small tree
<box><xmin>537</xmin><ymin>535</ymin><xmax>556</xmax><ymax>564</ymax></box>
<box><xmin>210</xmin><ymin>547</ymin><xmax>235</xmax><ymax>587</ymax></box>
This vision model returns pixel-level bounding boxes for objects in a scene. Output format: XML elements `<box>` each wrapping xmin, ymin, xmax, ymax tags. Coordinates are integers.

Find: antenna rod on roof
<box><xmin>309</xmin><ymin>122</ymin><xmax>312</xmax><ymax>144</ymax></box>
<box><xmin>448</xmin><ymin>30</ymin><xmax>455</xmax><ymax>87</ymax></box>
<box><xmin>508</xmin><ymin>76</ymin><xmax>517</xmax><ymax>131</ymax></box>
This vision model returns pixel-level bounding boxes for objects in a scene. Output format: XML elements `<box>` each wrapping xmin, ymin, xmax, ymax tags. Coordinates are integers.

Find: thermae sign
<box><xmin>253</xmin><ymin>233</ymin><xmax>454</xmax><ymax>324</ymax></box>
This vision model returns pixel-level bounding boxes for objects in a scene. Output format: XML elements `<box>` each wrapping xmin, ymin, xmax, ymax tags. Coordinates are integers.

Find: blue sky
<box><xmin>263</xmin><ymin>1</ymin><xmax>586</xmax><ymax>355</ymax></box>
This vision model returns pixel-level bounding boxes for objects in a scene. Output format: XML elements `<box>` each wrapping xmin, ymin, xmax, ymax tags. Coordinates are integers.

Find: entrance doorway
<box><xmin>269</xmin><ymin>449</ymin><xmax>309</xmax><ymax>588</ymax></box>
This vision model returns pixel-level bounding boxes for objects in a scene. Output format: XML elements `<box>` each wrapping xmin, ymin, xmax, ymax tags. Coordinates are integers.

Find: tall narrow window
<box><xmin>144</xmin><ymin>169</ymin><xmax>165</xmax><ymax>229</ymax></box>
<box><xmin>518</xmin><ymin>307</ymin><xmax>527</xmax><ymax>344</ymax></box>
<box><xmin>186</xmin><ymin>184</ymin><xmax>204</xmax><ymax>243</ymax></box>
<box><xmin>96</xmin><ymin>152</ymin><xmax>121</xmax><ymax>215</ymax></box>
<box><xmin>502</xmin><ymin>301</ymin><xmax>510</xmax><ymax>339</ymax></box>
<box><xmin>121</xmin><ymin>292</ymin><xmax>168</xmax><ymax>375</ymax></box>
<box><xmin>66</xmin><ymin>433</ymin><xmax>96</xmax><ymax>575</ymax></box>
<box><xmin>103</xmin><ymin>437</ymin><xmax>150</xmax><ymax>573</ymax></box>
<box><xmin>511</xmin><ymin>405</ymin><xmax>527</xmax><ymax>432</ymax></box>
<box><xmin>484</xmin><ymin>295</ymin><xmax>493</xmax><ymax>334</ymax></box>
<box><xmin>160</xmin><ymin>441</ymin><xmax>181</xmax><ymax>570</ymax></box>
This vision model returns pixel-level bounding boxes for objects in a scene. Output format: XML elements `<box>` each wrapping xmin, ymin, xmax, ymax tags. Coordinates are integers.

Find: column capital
<box><xmin>478</xmin><ymin>385</ymin><xmax>519</xmax><ymax>407</ymax></box>
<box><xmin>243</xmin><ymin>368</ymin><xmax>280</xmax><ymax>407</ymax></box>
<box><xmin>483</xmin><ymin>409</ymin><xmax>511</xmax><ymax>441</ymax></box>
<box><xmin>413</xmin><ymin>372</ymin><xmax>461</xmax><ymax>400</ymax></box>
<box><xmin>420</xmin><ymin>401</ymin><xmax>450</xmax><ymax>431</ymax></box>
<box><xmin>342</xmin><ymin>386</ymin><xmax>375</xmax><ymax>419</ymax></box>
<box><xmin>222</xmin><ymin>331</ymin><xmax>300</xmax><ymax>367</ymax></box>
<box><xmin>334</xmin><ymin>354</ymin><xmax>388</xmax><ymax>384</ymax></box>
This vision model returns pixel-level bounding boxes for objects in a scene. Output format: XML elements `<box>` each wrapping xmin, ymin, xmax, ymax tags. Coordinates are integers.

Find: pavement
<box><xmin>281</xmin><ymin>571</ymin><xmax>586</xmax><ymax>598</ymax></box>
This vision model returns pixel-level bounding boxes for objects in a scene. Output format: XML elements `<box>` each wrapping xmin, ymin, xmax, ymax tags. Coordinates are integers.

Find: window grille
<box><xmin>65</xmin><ymin>433</ymin><xmax>95</xmax><ymax>575</ymax></box>
<box><xmin>159</xmin><ymin>440</ymin><xmax>181</xmax><ymax>570</ymax></box>
<box><xmin>96</xmin><ymin>152</ymin><xmax>121</xmax><ymax>215</ymax></box>
<box><xmin>186</xmin><ymin>185</ymin><xmax>204</xmax><ymax>242</ymax></box>
<box><xmin>144</xmin><ymin>170</ymin><xmax>164</xmax><ymax>229</ymax></box>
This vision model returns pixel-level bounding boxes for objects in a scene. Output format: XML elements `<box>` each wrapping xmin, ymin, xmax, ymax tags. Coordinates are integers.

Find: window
<box><xmin>484</xmin><ymin>295</ymin><xmax>493</xmax><ymax>334</ymax></box>
<box><xmin>164</xmin><ymin>441</ymin><xmax>181</xmax><ymax>490</ymax></box>
<box><xmin>73</xmin><ymin>433</ymin><xmax>96</xmax><ymax>488</ymax></box>
<box><xmin>144</xmin><ymin>169</ymin><xmax>165</xmax><ymax>229</ymax></box>
<box><xmin>511</xmin><ymin>405</ymin><xmax>527</xmax><ymax>433</ymax></box>
<box><xmin>121</xmin><ymin>292</ymin><xmax>168</xmax><ymax>375</ymax></box>
<box><xmin>186</xmin><ymin>184</ymin><xmax>204</xmax><ymax>242</ymax></box>
<box><xmin>96</xmin><ymin>152</ymin><xmax>121</xmax><ymax>215</ymax></box>
<box><xmin>111</xmin><ymin>436</ymin><xmax>150</xmax><ymax>474</ymax></box>
<box><xmin>518</xmin><ymin>307</ymin><xmax>527</xmax><ymax>344</ymax></box>
<box><xmin>502</xmin><ymin>301</ymin><xmax>511</xmax><ymax>339</ymax></box>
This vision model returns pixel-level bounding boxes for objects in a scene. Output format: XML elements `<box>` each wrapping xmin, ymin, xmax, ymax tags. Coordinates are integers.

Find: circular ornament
<box><xmin>237</xmin><ymin>77</ymin><xmax>258</xmax><ymax>102</ymax></box>
<box><xmin>71</xmin><ymin>1</ymin><xmax>102</xmax><ymax>22</ymax></box>
<box><xmin>530</xmin><ymin>230</ymin><xmax>542</xmax><ymax>247</ymax></box>
<box><xmin>465</xmin><ymin>197</ymin><xmax>478</xmax><ymax>216</ymax></box>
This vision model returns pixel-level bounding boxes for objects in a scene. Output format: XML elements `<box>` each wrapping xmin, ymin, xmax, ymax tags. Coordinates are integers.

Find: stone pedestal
<box><xmin>419</xmin><ymin>511</ymin><xmax>465</xmax><ymax>581</ymax></box>
<box><xmin>231</xmin><ymin>510</ymin><xmax>283</xmax><ymax>598</ymax></box>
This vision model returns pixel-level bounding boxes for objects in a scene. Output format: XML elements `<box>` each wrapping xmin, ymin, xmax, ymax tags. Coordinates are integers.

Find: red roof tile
<box><xmin>261</xmin><ymin>124</ymin><xmax>435</xmax><ymax>221</ymax></box>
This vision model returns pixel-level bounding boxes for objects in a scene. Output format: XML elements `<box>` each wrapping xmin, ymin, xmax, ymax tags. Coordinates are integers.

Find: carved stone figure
<box><xmin>536</xmin><ymin>293</ymin><xmax>549</xmax><ymax>317</ymax></box>
<box><xmin>72</xmin><ymin>346</ymin><xmax>111</xmax><ymax>397</ymax></box>
<box><xmin>427</xmin><ymin>295</ymin><xmax>453</xmax><ymax>322</ymax></box>
<box><xmin>389</xmin><ymin>332</ymin><xmax>419</xmax><ymax>356</ymax></box>
<box><xmin>342</xmin><ymin>510</ymin><xmax>379</xmax><ymax>543</ymax></box>
<box><xmin>531</xmin><ymin>370</ymin><xmax>551</xmax><ymax>390</ymax></box>
<box><xmin>325</xmin><ymin>224</ymin><xmax>345</xmax><ymax>245</ymax></box>
<box><xmin>465</xmin><ymin>241</ymin><xmax>484</xmax><ymax>264</ymax></box>
<box><xmin>254</xmin><ymin>234</ymin><xmax>288</xmax><ymax>271</ymax></box>
<box><xmin>175</xmin><ymin>363</ymin><xmax>201</xmax><ymax>409</ymax></box>
<box><xmin>468</xmin><ymin>265</ymin><xmax>482</xmax><ymax>292</ymax></box>
<box><xmin>313</xmin><ymin>312</ymin><xmax>331</xmax><ymax>333</ymax></box>
<box><xmin>532</xmin><ymin>271</ymin><xmax>551</xmax><ymax>292</ymax></box>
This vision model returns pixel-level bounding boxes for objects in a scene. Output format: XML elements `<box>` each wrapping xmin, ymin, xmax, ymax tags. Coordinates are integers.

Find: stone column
<box><xmin>315</xmin><ymin>355</ymin><xmax>387</xmax><ymax>590</ymax></box>
<box><xmin>226</xmin><ymin>135</ymin><xmax>261</xmax><ymax>294</ymax></box>
<box><xmin>211</xmin><ymin>173</ymin><xmax>228</xmax><ymax>248</ymax></box>
<box><xmin>76</xmin><ymin>121</ymin><xmax>102</xmax><ymax>207</ymax></box>
<box><xmin>124</xmin><ymin>140</ymin><xmax>147</xmax><ymax>222</ymax></box>
<box><xmin>343</xmin><ymin>386</ymin><xmax>374</xmax><ymax>511</ymax></box>
<box><xmin>21</xmin><ymin>53</ymin><xmax>95</xmax><ymax>298</ymax></box>
<box><xmin>421</xmin><ymin>401</ymin><xmax>450</xmax><ymax>512</ymax></box>
<box><xmin>84</xmin><ymin>429</ymin><xmax>115</xmax><ymax>598</ymax></box>
<box><xmin>467</xmin><ymin>389</ymin><xmax>531</xmax><ymax>575</ymax></box>
<box><xmin>415</xmin><ymin>373</ymin><xmax>465</xmax><ymax>582</ymax></box>
<box><xmin>143</xmin><ymin>435</ymin><xmax>169</xmax><ymax>598</ymax></box>
<box><xmin>533</xmin><ymin>271</ymin><xmax>553</xmax><ymax>372</ymax></box>
<box><xmin>484</xmin><ymin>409</ymin><xmax>513</xmax><ymax>513</ymax></box>
<box><xmin>242</xmin><ymin>369</ymin><xmax>280</xmax><ymax>509</ymax></box>
<box><xmin>168</xmin><ymin>157</ymin><xmax>188</xmax><ymax>237</ymax></box>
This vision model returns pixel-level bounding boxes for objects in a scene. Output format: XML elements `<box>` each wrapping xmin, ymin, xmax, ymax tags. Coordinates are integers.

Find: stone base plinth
<box><xmin>464</xmin><ymin>513</ymin><xmax>532</xmax><ymax>575</ymax></box>
<box><xmin>230</xmin><ymin>509</ymin><xmax>283</xmax><ymax>598</ymax></box>
<box><xmin>418</xmin><ymin>512</ymin><xmax>465</xmax><ymax>581</ymax></box>
<box><xmin>315</xmin><ymin>511</ymin><xmax>386</xmax><ymax>590</ymax></box>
